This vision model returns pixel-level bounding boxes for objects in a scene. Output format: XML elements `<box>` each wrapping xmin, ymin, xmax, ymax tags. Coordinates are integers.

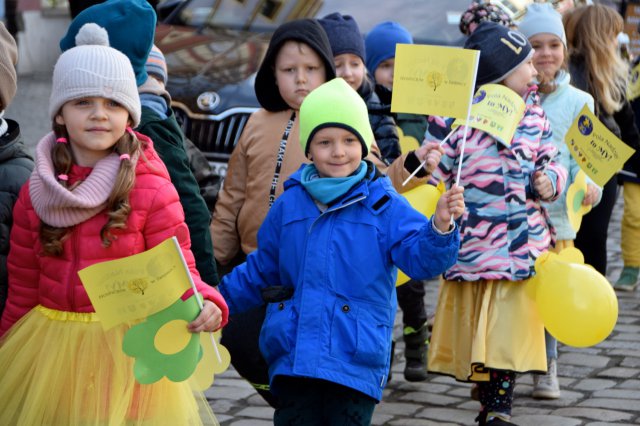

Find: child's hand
<box><xmin>583</xmin><ymin>183</ymin><xmax>599</xmax><ymax>206</ymax></box>
<box><xmin>433</xmin><ymin>185</ymin><xmax>465</xmax><ymax>232</ymax></box>
<box><xmin>533</xmin><ymin>171</ymin><xmax>554</xmax><ymax>200</ymax></box>
<box><xmin>415</xmin><ymin>142</ymin><xmax>444</xmax><ymax>174</ymax></box>
<box><xmin>188</xmin><ymin>300</ymin><xmax>223</xmax><ymax>333</ymax></box>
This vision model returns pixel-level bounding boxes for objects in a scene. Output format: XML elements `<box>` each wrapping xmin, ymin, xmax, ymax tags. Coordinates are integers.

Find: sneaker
<box><xmin>475</xmin><ymin>410</ymin><xmax>519</xmax><ymax>425</ymax></box>
<box><xmin>532</xmin><ymin>358</ymin><xmax>560</xmax><ymax>399</ymax></box>
<box><xmin>614</xmin><ymin>266</ymin><xmax>639</xmax><ymax>291</ymax></box>
<box><xmin>487</xmin><ymin>417</ymin><xmax>519</xmax><ymax>426</ymax></box>
<box><xmin>403</xmin><ymin>323</ymin><xmax>429</xmax><ymax>382</ymax></box>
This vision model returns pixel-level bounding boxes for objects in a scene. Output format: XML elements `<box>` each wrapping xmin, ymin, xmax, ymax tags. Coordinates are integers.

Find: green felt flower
<box><xmin>122</xmin><ymin>294</ymin><xmax>202</xmax><ymax>384</ymax></box>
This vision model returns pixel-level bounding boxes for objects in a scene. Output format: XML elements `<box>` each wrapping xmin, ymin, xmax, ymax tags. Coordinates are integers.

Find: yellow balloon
<box><xmin>395</xmin><ymin>183</ymin><xmax>444</xmax><ymax>286</ymax></box>
<box><xmin>533</xmin><ymin>252</ymin><xmax>618</xmax><ymax>347</ymax></box>
<box><xmin>397</xmin><ymin>126</ymin><xmax>420</xmax><ymax>155</ymax></box>
<box><xmin>565</xmin><ymin>170</ymin><xmax>592</xmax><ymax>233</ymax></box>
<box><xmin>400</xmin><ymin>182</ymin><xmax>443</xmax><ymax>218</ymax></box>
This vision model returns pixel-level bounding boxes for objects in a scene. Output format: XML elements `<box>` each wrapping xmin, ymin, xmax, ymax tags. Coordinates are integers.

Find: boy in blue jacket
<box><xmin>218</xmin><ymin>78</ymin><xmax>464</xmax><ymax>425</ymax></box>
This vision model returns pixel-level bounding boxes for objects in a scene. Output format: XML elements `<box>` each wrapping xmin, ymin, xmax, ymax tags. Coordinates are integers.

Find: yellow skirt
<box><xmin>428</xmin><ymin>278</ymin><xmax>546</xmax><ymax>382</ymax></box>
<box><xmin>0</xmin><ymin>305</ymin><xmax>218</xmax><ymax>426</ymax></box>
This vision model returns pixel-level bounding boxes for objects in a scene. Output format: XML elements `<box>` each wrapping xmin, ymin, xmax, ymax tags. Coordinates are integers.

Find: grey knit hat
<box><xmin>0</xmin><ymin>22</ymin><xmax>18</xmax><ymax>110</ymax></box>
<box><xmin>49</xmin><ymin>23</ymin><xmax>141</xmax><ymax>127</ymax></box>
<box><xmin>518</xmin><ymin>3</ymin><xmax>567</xmax><ymax>47</ymax></box>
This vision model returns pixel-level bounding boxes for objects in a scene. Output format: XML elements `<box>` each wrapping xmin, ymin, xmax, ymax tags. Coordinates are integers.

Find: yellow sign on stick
<box><xmin>79</xmin><ymin>237</ymin><xmax>191</xmax><ymax>329</ymax></box>
<box><xmin>628</xmin><ymin>62</ymin><xmax>640</xmax><ymax>101</ymax></box>
<box><xmin>565</xmin><ymin>105</ymin><xmax>636</xmax><ymax>187</ymax></box>
<box><xmin>391</xmin><ymin>44</ymin><xmax>479</xmax><ymax>119</ymax></box>
<box><xmin>452</xmin><ymin>84</ymin><xmax>525</xmax><ymax>147</ymax></box>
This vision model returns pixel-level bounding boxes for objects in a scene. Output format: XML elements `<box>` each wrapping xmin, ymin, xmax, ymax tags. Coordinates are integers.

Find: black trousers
<box><xmin>273</xmin><ymin>376</ymin><xmax>376</xmax><ymax>426</ymax></box>
<box><xmin>396</xmin><ymin>279</ymin><xmax>427</xmax><ymax>330</ymax></box>
<box><xmin>575</xmin><ymin>178</ymin><xmax>619</xmax><ymax>275</ymax></box>
<box><xmin>218</xmin><ymin>251</ymin><xmax>279</xmax><ymax>407</ymax></box>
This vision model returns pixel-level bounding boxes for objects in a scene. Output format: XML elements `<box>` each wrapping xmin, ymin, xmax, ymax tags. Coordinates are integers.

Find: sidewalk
<box><xmin>7</xmin><ymin>74</ymin><xmax>640</xmax><ymax>426</ymax></box>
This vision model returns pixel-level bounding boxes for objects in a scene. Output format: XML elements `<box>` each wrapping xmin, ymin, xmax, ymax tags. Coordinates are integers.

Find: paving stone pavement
<box><xmin>8</xmin><ymin>74</ymin><xmax>640</xmax><ymax>426</ymax></box>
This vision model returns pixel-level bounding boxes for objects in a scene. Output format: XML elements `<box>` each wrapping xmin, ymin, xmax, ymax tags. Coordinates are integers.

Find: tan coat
<box><xmin>211</xmin><ymin>108</ymin><xmax>426</xmax><ymax>264</ymax></box>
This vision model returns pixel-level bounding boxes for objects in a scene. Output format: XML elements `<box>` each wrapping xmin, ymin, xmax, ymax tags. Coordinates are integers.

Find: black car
<box><xmin>155</xmin><ymin>0</ymin><xmax>513</xmax><ymax>177</ymax></box>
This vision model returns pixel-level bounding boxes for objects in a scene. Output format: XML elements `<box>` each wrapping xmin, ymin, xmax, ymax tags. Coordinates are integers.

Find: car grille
<box><xmin>173</xmin><ymin>105</ymin><xmax>257</xmax><ymax>165</ymax></box>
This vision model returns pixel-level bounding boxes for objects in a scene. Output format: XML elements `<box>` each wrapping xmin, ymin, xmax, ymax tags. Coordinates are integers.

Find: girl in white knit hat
<box><xmin>0</xmin><ymin>23</ymin><xmax>227</xmax><ymax>425</ymax></box>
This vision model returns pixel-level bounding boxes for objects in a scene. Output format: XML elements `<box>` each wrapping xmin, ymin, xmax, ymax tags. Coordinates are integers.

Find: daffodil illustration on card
<box><xmin>391</xmin><ymin>44</ymin><xmax>479</xmax><ymax>119</ymax></box>
<box><xmin>79</xmin><ymin>237</ymin><xmax>191</xmax><ymax>330</ymax></box>
<box><xmin>79</xmin><ymin>237</ymin><xmax>230</xmax><ymax>386</ymax></box>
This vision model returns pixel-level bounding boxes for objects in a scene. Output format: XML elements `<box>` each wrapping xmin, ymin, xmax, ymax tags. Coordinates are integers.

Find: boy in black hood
<box><xmin>213</xmin><ymin>18</ymin><xmax>336</xmax><ymax>408</ymax></box>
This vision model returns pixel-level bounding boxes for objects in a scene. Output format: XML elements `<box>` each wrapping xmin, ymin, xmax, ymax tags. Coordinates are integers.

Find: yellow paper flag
<box><xmin>628</xmin><ymin>62</ymin><xmax>640</xmax><ymax>101</ymax></box>
<box><xmin>391</xmin><ymin>44</ymin><xmax>479</xmax><ymax>119</ymax></box>
<box><xmin>78</xmin><ymin>237</ymin><xmax>191</xmax><ymax>329</ymax></box>
<box><xmin>452</xmin><ymin>84</ymin><xmax>525</xmax><ymax>147</ymax></box>
<box><xmin>565</xmin><ymin>105</ymin><xmax>636</xmax><ymax>187</ymax></box>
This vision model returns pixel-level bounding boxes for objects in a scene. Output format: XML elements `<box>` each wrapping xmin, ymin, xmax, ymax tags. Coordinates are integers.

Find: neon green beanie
<box><xmin>299</xmin><ymin>78</ymin><xmax>374</xmax><ymax>158</ymax></box>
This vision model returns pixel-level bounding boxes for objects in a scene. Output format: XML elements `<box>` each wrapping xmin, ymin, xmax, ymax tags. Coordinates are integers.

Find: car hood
<box><xmin>155</xmin><ymin>23</ymin><xmax>268</xmax><ymax>114</ymax></box>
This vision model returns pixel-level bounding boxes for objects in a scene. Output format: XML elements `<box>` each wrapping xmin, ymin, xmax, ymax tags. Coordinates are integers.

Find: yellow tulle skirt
<box><xmin>428</xmin><ymin>278</ymin><xmax>547</xmax><ymax>382</ymax></box>
<box><xmin>0</xmin><ymin>305</ymin><xmax>218</xmax><ymax>426</ymax></box>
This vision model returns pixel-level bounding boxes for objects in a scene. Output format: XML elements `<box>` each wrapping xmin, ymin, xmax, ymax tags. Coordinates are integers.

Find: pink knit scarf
<box><xmin>29</xmin><ymin>132</ymin><xmax>123</xmax><ymax>228</ymax></box>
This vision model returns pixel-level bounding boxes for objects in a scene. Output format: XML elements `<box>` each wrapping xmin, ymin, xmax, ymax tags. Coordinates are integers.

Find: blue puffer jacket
<box><xmin>539</xmin><ymin>70</ymin><xmax>601</xmax><ymax>240</ymax></box>
<box><xmin>219</xmin><ymin>164</ymin><xmax>459</xmax><ymax>401</ymax></box>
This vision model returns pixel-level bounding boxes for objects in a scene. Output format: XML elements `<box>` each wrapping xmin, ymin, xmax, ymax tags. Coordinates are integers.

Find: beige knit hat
<box><xmin>0</xmin><ymin>22</ymin><xmax>18</xmax><ymax>111</ymax></box>
<box><xmin>49</xmin><ymin>23</ymin><xmax>141</xmax><ymax>126</ymax></box>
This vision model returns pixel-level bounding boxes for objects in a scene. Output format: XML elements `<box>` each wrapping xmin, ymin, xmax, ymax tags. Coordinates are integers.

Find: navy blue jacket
<box><xmin>219</xmin><ymin>164</ymin><xmax>459</xmax><ymax>401</ymax></box>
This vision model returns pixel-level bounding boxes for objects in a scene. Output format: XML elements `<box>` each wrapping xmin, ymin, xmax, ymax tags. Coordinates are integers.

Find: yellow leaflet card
<box><xmin>628</xmin><ymin>62</ymin><xmax>640</xmax><ymax>101</ymax></box>
<box><xmin>452</xmin><ymin>84</ymin><xmax>525</xmax><ymax>147</ymax></box>
<box><xmin>79</xmin><ymin>237</ymin><xmax>191</xmax><ymax>329</ymax></box>
<box><xmin>391</xmin><ymin>44</ymin><xmax>479</xmax><ymax>119</ymax></box>
<box><xmin>565</xmin><ymin>105</ymin><xmax>636</xmax><ymax>187</ymax></box>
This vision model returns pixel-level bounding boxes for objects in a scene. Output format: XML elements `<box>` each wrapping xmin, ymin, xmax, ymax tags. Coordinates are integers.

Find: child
<box><xmin>318</xmin><ymin>13</ymin><xmax>400</xmax><ymax>164</ymax></box>
<box><xmin>212</xmin><ymin>18</ymin><xmax>335</xmax><ymax>268</ymax></box>
<box><xmin>365</xmin><ymin>21</ymin><xmax>427</xmax><ymax>145</ymax></box>
<box><xmin>427</xmin><ymin>22</ymin><xmax>567</xmax><ymax>425</ymax></box>
<box><xmin>458</xmin><ymin>2</ymin><xmax>514</xmax><ymax>36</ymax></box>
<box><xmin>142</xmin><ymin>44</ymin><xmax>222</xmax><ymax>212</ymax></box>
<box><xmin>0</xmin><ymin>23</ymin><xmax>228</xmax><ymax>424</ymax></box>
<box><xmin>210</xmin><ymin>18</ymin><xmax>335</xmax><ymax>406</ymax></box>
<box><xmin>564</xmin><ymin>4</ymin><xmax>640</xmax><ymax>277</ymax></box>
<box><xmin>213</xmin><ymin>18</ymin><xmax>448</xmax><ymax>404</ymax></box>
<box><xmin>218</xmin><ymin>77</ymin><xmax>464</xmax><ymax>425</ymax></box>
<box><xmin>519</xmin><ymin>2</ymin><xmax>601</xmax><ymax>399</ymax></box>
<box><xmin>618</xmin><ymin>21</ymin><xmax>640</xmax><ymax>291</ymax></box>
<box><xmin>60</xmin><ymin>0</ymin><xmax>219</xmax><ymax>287</ymax></box>
<box><xmin>364</xmin><ymin>20</ymin><xmax>433</xmax><ymax>381</ymax></box>
<box><xmin>0</xmin><ymin>21</ymin><xmax>34</xmax><ymax>317</ymax></box>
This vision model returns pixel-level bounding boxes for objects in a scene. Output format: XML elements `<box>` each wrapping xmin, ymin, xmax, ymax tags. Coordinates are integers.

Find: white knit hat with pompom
<box><xmin>49</xmin><ymin>23</ymin><xmax>141</xmax><ymax>126</ymax></box>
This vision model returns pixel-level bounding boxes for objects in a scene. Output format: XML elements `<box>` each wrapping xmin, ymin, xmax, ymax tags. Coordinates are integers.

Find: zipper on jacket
<box><xmin>308</xmin><ymin>195</ymin><xmax>366</xmax><ymax>234</ymax></box>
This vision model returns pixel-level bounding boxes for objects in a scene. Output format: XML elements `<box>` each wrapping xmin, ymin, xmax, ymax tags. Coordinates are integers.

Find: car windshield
<box><xmin>172</xmin><ymin>0</ymin><xmax>529</xmax><ymax>46</ymax></box>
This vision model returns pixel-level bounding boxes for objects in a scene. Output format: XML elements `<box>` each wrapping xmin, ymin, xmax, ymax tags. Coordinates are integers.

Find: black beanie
<box><xmin>464</xmin><ymin>21</ymin><xmax>533</xmax><ymax>87</ymax></box>
<box><xmin>255</xmin><ymin>19</ymin><xmax>336</xmax><ymax>112</ymax></box>
<box><xmin>318</xmin><ymin>13</ymin><xmax>365</xmax><ymax>61</ymax></box>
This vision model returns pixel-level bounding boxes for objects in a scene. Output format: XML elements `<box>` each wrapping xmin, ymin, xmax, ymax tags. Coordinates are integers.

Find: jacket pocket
<box><xmin>353</xmin><ymin>307</ymin><xmax>390</xmax><ymax>368</ymax></box>
<box><xmin>259</xmin><ymin>301</ymin><xmax>297</xmax><ymax>365</ymax></box>
<box><xmin>330</xmin><ymin>299</ymin><xmax>390</xmax><ymax>368</ymax></box>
